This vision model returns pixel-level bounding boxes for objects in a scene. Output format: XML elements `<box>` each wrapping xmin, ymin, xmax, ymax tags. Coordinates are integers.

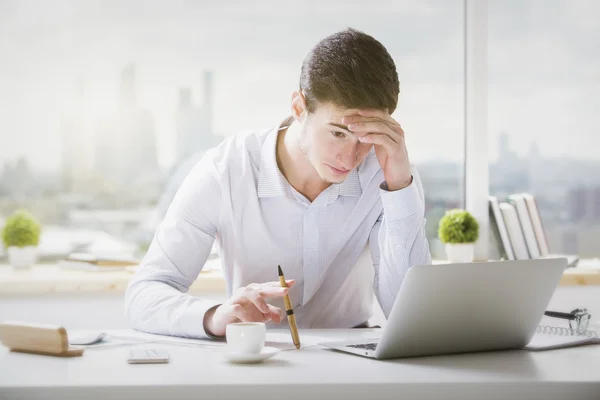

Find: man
<box><xmin>125</xmin><ymin>28</ymin><xmax>432</xmax><ymax>339</ymax></box>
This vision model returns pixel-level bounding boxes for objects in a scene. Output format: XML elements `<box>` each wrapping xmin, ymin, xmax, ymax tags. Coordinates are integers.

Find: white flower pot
<box><xmin>7</xmin><ymin>246</ymin><xmax>38</xmax><ymax>269</ymax></box>
<box><xmin>445</xmin><ymin>243</ymin><xmax>474</xmax><ymax>263</ymax></box>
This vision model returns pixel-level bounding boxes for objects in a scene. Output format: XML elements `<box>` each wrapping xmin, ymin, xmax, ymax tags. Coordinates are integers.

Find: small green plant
<box><xmin>438</xmin><ymin>209</ymin><xmax>479</xmax><ymax>244</ymax></box>
<box><xmin>1</xmin><ymin>209</ymin><xmax>42</xmax><ymax>248</ymax></box>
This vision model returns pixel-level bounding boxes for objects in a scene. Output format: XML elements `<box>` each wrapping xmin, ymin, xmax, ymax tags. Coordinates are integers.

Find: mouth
<box><xmin>327</xmin><ymin>164</ymin><xmax>350</xmax><ymax>176</ymax></box>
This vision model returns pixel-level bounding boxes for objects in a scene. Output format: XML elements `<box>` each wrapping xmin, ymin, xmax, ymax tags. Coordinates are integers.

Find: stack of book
<box><xmin>58</xmin><ymin>253</ymin><xmax>139</xmax><ymax>272</ymax></box>
<box><xmin>489</xmin><ymin>194</ymin><xmax>579</xmax><ymax>268</ymax></box>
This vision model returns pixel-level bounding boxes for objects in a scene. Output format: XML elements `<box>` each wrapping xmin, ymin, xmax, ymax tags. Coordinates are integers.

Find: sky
<box><xmin>0</xmin><ymin>0</ymin><xmax>599</xmax><ymax>172</ymax></box>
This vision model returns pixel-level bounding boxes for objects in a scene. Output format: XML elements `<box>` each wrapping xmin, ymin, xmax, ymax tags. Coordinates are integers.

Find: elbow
<box><xmin>422</xmin><ymin>235</ymin><xmax>433</xmax><ymax>265</ymax></box>
<box><xmin>124</xmin><ymin>279</ymin><xmax>143</xmax><ymax>329</ymax></box>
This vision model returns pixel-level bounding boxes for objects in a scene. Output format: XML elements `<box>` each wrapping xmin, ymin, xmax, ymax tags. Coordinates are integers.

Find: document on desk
<box><xmin>525</xmin><ymin>333</ymin><xmax>600</xmax><ymax>351</ymax></box>
<box><xmin>266</xmin><ymin>332</ymin><xmax>336</xmax><ymax>350</ymax></box>
<box><xmin>95</xmin><ymin>330</ymin><xmax>333</xmax><ymax>350</ymax></box>
<box><xmin>104</xmin><ymin>330</ymin><xmax>227</xmax><ymax>348</ymax></box>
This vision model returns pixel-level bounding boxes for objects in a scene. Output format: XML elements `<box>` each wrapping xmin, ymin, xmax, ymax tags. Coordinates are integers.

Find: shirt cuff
<box><xmin>179</xmin><ymin>298</ymin><xmax>223</xmax><ymax>339</ymax></box>
<box><xmin>379</xmin><ymin>178</ymin><xmax>424</xmax><ymax>220</ymax></box>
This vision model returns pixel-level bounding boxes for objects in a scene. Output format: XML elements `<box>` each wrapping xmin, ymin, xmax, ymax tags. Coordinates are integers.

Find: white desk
<box><xmin>1</xmin><ymin>329</ymin><xmax>599</xmax><ymax>400</ymax></box>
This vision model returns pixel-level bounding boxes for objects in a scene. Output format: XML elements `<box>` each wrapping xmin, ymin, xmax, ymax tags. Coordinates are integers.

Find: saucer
<box><xmin>223</xmin><ymin>346</ymin><xmax>280</xmax><ymax>364</ymax></box>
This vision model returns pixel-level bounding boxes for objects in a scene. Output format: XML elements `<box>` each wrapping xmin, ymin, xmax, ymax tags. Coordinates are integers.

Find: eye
<box><xmin>331</xmin><ymin>131</ymin><xmax>346</xmax><ymax>138</ymax></box>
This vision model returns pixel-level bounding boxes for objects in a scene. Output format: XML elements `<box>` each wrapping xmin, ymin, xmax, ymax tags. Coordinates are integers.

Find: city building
<box><xmin>60</xmin><ymin>80</ymin><xmax>91</xmax><ymax>193</ymax></box>
<box><xmin>176</xmin><ymin>70</ymin><xmax>220</xmax><ymax>162</ymax></box>
<box><xmin>94</xmin><ymin>64</ymin><xmax>159</xmax><ymax>186</ymax></box>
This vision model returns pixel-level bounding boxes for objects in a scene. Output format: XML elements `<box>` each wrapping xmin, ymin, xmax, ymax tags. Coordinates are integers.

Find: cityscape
<box><xmin>0</xmin><ymin>64</ymin><xmax>599</xmax><ymax>262</ymax></box>
<box><xmin>0</xmin><ymin>64</ymin><xmax>222</xmax><ymax>260</ymax></box>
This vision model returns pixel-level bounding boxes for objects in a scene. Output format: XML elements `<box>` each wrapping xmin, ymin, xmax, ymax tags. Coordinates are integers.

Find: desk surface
<box><xmin>1</xmin><ymin>329</ymin><xmax>598</xmax><ymax>400</ymax></box>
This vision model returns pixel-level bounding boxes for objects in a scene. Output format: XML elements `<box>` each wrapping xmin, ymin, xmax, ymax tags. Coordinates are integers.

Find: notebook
<box><xmin>499</xmin><ymin>202</ymin><xmax>530</xmax><ymax>259</ymax></box>
<box><xmin>489</xmin><ymin>196</ymin><xmax>515</xmax><ymax>260</ymax></box>
<box><xmin>525</xmin><ymin>325</ymin><xmax>600</xmax><ymax>351</ymax></box>
<box><xmin>508</xmin><ymin>194</ymin><xmax>541</xmax><ymax>259</ymax></box>
<box><xmin>522</xmin><ymin>193</ymin><xmax>550</xmax><ymax>256</ymax></box>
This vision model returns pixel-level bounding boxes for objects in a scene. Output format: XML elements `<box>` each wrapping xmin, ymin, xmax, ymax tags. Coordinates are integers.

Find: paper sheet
<box><xmin>77</xmin><ymin>329</ymin><xmax>336</xmax><ymax>351</ymax></box>
<box><xmin>265</xmin><ymin>332</ymin><xmax>337</xmax><ymax>350</ymax></box>
<box><xmin>106</xmin><ymin>330</ymin><xmax>226</xmax><ymax>348</ymax></box>
<box><xmin>524</xmin><ymin>332</ymin><xmax>600</xmax><ymax>350</ymax></box>
<box><xmin>73</xmin><ymin>336</ymin><xmax>148</xmax><ymax>349</ymax></box>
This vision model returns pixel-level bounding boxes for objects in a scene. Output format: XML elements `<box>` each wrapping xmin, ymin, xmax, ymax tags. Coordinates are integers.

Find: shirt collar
<box><xmin>338</xmin><ymin>168</ymin><xmax>362</xmax><ymax>197</ymax></box>
<box><xmin>257</xmin><ymin>116</ymin><xmax>363</xmax><ymax>200</ymax></box>
<box><xmin>257</xmin><ymin>117</ymin><xmax>294</xmax><ymax>199</ymax></box>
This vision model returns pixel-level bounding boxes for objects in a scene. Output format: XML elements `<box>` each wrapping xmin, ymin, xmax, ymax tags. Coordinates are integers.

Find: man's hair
<box><xmin>299</xmin><ymin>28</ymin><xmax>399</xmax><ymax>114</ymax></box>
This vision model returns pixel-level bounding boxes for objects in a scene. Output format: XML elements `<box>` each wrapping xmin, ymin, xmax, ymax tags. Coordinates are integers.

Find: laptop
<box><xmin>320</xmin><ymin>258</ymin><xmax>567</xmax><ymax>359</ymax></box>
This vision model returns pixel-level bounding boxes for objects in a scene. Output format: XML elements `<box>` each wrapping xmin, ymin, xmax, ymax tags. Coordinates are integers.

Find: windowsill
<box><xmin>559</xmin><ymin>267</ymin><xmax>600</xmax><ymax>286</ymax></box>
<box><xmin>0</xmin><ymin>258</ymin><xmax>225</xmax><ymax>295</ymax></box>
<box><xmin>0</xmin><ymin>258</ymin><xmax>598</xmax><ymax>295</ymax></box>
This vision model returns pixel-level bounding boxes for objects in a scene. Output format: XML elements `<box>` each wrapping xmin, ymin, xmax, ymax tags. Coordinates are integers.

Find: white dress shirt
<box><xmin>125</xmin><ymin>117</ymin><xmax>432</xmax><ymax>338</ymax></box>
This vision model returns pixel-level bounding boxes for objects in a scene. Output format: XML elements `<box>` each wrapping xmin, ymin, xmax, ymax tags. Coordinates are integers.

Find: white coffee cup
<box><xmin>226</xmin><ymin>322</ymin><xmax>266</xmax><ymax>354</ymax></box>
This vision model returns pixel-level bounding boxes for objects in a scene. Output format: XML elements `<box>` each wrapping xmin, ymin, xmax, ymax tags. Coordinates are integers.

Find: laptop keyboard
<box><xmin>346</xmin><ymin>343</ymin><xmax>378</xmax><ymax>351</ymax></box>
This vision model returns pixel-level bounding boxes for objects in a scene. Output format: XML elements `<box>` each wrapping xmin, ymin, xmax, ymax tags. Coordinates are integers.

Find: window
<box><xmin>488</xmin><ymin>0</ymin><xmax>600</xmax><ymax>257</ymax></box>
<box><xmin>0</xmin><ymin>1</ymin><xmax>465</xmax><ymax>262</ymax></box>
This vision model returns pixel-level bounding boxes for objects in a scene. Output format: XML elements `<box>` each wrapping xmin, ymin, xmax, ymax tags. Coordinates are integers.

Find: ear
<box><xmin>291</xmin><ymin>91</ymin><xmax>307</xmax><ymax>122</ymax></box>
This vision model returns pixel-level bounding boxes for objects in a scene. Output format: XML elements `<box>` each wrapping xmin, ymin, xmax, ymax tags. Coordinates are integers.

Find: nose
<box><xmin>337</xmin><ymin>142</ymin><xmax>359</xmax><ymax>169</ymax></box>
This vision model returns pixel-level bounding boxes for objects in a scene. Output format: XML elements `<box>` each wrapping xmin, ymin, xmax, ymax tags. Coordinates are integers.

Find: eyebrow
<box><xmin>328</xmin><ymin>122</ymin><xmax>353</xmax><ymax>134</ymax></box>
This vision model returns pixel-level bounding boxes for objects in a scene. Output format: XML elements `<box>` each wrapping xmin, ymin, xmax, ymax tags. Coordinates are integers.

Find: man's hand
<box><xmin>343</xmin><ymin>109</ymin><xmax>412</xmax><ymax>191</ymax></box>
<box><xmin>204</xmin><ymin>280</ymin><xmax>296</xmax><ymax>337</ymax></box>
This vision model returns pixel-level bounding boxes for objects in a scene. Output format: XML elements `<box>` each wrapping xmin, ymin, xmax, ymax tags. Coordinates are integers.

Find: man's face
<box><xmin>296</xmin><ymin>100</ymin><xmax>374</xmax><ymax>184</ymax></box>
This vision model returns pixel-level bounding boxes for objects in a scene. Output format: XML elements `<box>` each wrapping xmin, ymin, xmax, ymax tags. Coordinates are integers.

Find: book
<box><xmin>64</xmin><ymin>253</ymin><xmax>139</xmax><ymax>266</ymax></box>
<box><xmin>525</xmin><ymin>325</ymin><xmax>599</xmax><ymax>351</ymax></box>
<box><xmin>499</xmin><ymin>202</ymin><xmax>530</xmax><ymax>260</ymax></box>
<box><xmin>58</xmin><ymin>253</ymin><xmax>139</xmax><ymax>272</ymax></box>
<box><xmin>522</xmin><ymin>193</ymin><xmax>550</xmax><ymax>257</ymax></box>
<box><xmin>508</xmin><ymin>194</ymin><xmax>541</xmax><ymax>259</ymax></box>
<box><xmin>58</xmin><ymin>260</ymin><xmax>128</xmax><ymax>272</ymax></box>
<box><xmin>510</xmin><ymin>193</ymin><xmax>579</xmax><ymax>268</ymax></box>
<box><xmin>489</xmin><ymin>196</ymin><xmax>515</xmax><ymax>260</ymax></box>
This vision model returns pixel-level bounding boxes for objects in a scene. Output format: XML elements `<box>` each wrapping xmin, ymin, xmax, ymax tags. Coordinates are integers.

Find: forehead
<box><xmin>312</xmin><ymin>102</ymin><xmax>359</xmax><ymax>122</ymax></box>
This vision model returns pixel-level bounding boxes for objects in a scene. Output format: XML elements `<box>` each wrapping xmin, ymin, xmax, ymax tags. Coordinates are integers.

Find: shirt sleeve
<box><xmin>369</xmin><ymin>165</ymin><xmax>432</xmax><ymax>317</ymax></box>
<box><xmin>124</xmin><ymin>152</ymin><xmax>222</xmax><ymax>339</ymax></box>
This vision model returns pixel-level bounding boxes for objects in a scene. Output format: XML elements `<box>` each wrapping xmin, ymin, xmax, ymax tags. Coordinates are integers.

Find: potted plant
<box><xmin>438</xmin><ymin>209</ymin><xmax>479</xmax><ymax>262</ymax></box>
<box><xmin>1</xmin><ymin>209</ymin><xmax>42</xmax><ymax>269</ymax></box>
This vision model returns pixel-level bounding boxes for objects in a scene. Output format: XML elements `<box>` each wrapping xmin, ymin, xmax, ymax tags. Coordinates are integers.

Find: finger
<box><xmin>358</xmin><ymin>133</ymin><xmax>399</xmax><ymax>152</ymax></box>
<box><xmin>231</xmin><ymin>303</ymin><xmax>269</xmax><ymax>323</ymax></box>
<box><xmin>258</xmin><ymin>279</ymin><xmax>296</xmax><ymax>289</ymax></box>
<box><xmin>347</xmin><ymin>121</ymin><xmax>400</xmax><ymax>143</ymax></box>
<box><xmin>282</xmin><ymin>279</ymin><xmax>295</xmax><ymax>288</ymax></box>
<box><xmin>357</xmin><ymin>108</ymin><xmax>397</xmax><ymax>124</ymax></box>
<box><xmin>267</xmin><ymin>305</ymin><xmax>285</xmax><ymax>324</ymax></box>
<box><xmin>342</xmin><ymin>114</ymin><xmax>399</xmax><ymax>129</ymax></box>
<box><xmin>246</xmin><ymin>289</ymin><xmax>271</xmax><ymax>313</ymax></box>
<box><xmin>256</xmin><ymin>286</ymin><xmax>289</xmax><ymax>298</ymax></box>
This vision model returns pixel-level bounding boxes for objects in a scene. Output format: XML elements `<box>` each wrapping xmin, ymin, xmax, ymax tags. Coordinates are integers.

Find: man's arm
<box><xmin>124</xmin><ymin>154</ymin><xmax>222</xmax><ymax>339</ymax></box>
<box><xmin>369</xmin><ymin>165</ymin><xmax>432</xmax><ymax>317</ymax></box>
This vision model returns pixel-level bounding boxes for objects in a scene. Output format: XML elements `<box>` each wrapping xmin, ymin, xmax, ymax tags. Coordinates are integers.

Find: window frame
<box><xmin>464</xmin><ymin>0</ymin><xmax>490</xmax><ymax>260</ymax></box>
